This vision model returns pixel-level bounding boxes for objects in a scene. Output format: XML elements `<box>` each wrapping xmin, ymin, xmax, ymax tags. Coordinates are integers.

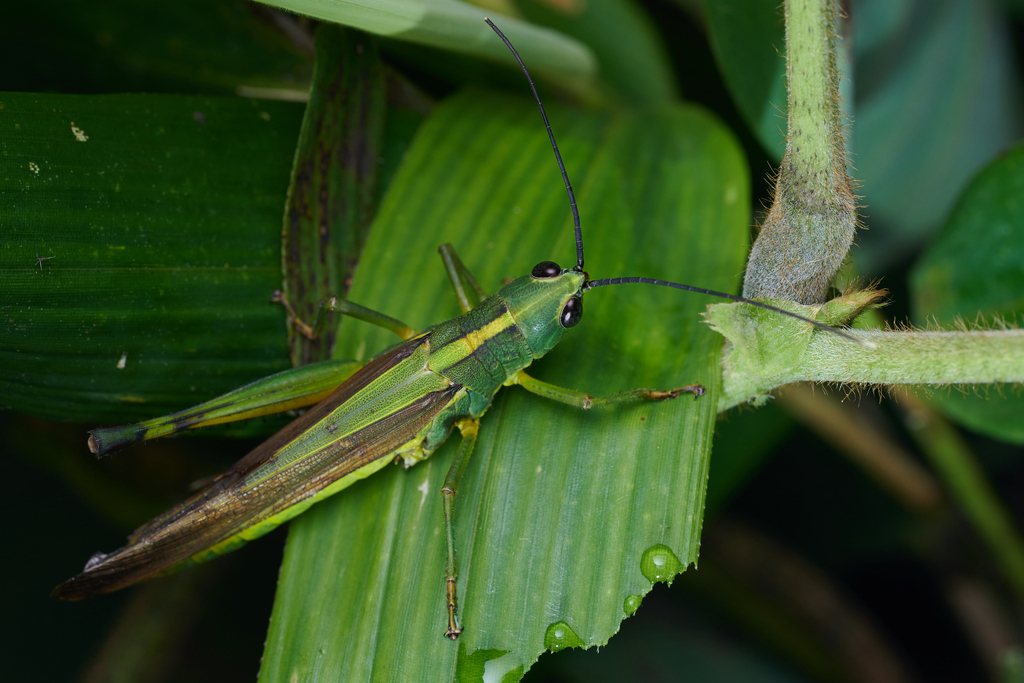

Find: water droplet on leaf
<box><xmin>544</xmin><ymin>620</ymin><xmax>584</xmax><ymax>652</ymax></box>
<box><xmin>623</xmin><ymin>594</ymin><xmax>642</xmax><ymax>616</ymax></box>
<box><xmin>640</xmin><ymin>543</ymin><xmax>683</xmax><ymax>582</ymax></box>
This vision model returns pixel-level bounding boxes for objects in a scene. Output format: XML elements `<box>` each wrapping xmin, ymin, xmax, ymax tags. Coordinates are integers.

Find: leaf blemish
<box><xmin>71</xmin><ymin>122</ymin><xmax>89</xmax><ymax>142</ymax></box>
<box><xmin>417</xmin><ymin>478</ymin><xmax>430</xmax><ymax>512</ymax></box>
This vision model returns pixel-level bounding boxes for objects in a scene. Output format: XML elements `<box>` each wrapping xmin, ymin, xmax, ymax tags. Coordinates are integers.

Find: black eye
<box><xmin>560</xmin><ymin>296</ymin><xmax>583</xmax><ymax>328</ymax></box>
<box><xmin>532</xmin><ymin>261</ymin><xmax>561</xmax><ymax>278</ymax></box>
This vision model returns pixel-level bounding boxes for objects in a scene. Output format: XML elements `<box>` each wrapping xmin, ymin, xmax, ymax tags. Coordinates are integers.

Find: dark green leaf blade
<box><xmin>701</xmin><ymin>0</ymin><xmax>787</xmax><ymax>157</ymax></box>
<box><xmin>0</xmin><ymin>0</ymin><xmax>313</xmax><ymax>95</ymax></box>
<box><xmin>911</xmin><ymin>140</ymin><xmax>1024</xmax><ymax>444</ymax></box>
<box><xmin>256</xmin><ymin>0</ymin><xmax>599</xmax><ymax>98</ymax></box>
<box><xmin>259</xmin><ymin>92</ymin><xmax>749</xmax><ymax>680</ymax></box>
<box><xmin>516</xmin><ymin>0</ymin><xmax>678</xmax><ymax>105</ymax></box>
<box><xmin>282</xmin><ymin>26</ymin><xmax>387</xmax><ymax>365</ymax></box>
<box><xmin>853</xmin><ymin>0</ymin><xmax>1023</xmax><ymax>267</ymax></box>
<box><xmin>0</xmin><ymin>93</ymin><xmax>303</xmax><ymax>422</ymax></box>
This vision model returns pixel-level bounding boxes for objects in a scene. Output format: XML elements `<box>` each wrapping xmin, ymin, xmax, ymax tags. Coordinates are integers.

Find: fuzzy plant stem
<box><xmin>800</xmin><ymin>329</ymin><xmax>1024</xmax><ymax>383</ymax></box>
<box><xmin>720</xmin><ymin>328</ymin><xmax>1024</xmax><ymax>411</ymax></box>
<box><xmin>743</xmin><ymin>0</ymin><xmax>855</xmax><ymax>304</ymax></box>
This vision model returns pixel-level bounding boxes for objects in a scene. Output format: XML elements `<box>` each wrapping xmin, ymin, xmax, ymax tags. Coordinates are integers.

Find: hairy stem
<box><xmin>717</xmin><ymin>326</ymin><xmax>1024</xmax><ymax>411</ymax></box>
<box><xmin>743</xmin><ymin>0</ymin><xmax>855</xmax><ymax>303</ymax></box>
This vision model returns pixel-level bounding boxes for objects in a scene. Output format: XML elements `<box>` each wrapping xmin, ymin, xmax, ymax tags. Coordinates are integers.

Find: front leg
<box><xmin>508</xmin><ymin>370</ymin><xmax>704</xmax><ymax>409</ymax></box>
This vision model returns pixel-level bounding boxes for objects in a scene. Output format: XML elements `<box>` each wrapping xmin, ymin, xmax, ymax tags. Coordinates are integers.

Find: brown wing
<box><xmin>53</xmin><ymin>336</ymin><xmax>459</xmax><ymax>600</ymax></box>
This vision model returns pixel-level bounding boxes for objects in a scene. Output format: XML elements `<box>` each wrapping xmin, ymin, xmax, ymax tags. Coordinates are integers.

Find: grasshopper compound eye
<box><xmin>532</xmin><ymin>261</ymin><xmax>561</xmax><ymax>278</ymax></box>
<box><xmin>559</xmin><ymin>296</ymin><xmax>582</xmax><ymax>328</ymax></box>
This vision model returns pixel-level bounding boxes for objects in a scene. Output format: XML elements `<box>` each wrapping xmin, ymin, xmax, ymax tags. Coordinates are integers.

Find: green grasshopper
<box><xmin>53</xmin><ymin>19</ymin><xmax>853</xmax><ymax>639</ymax></box>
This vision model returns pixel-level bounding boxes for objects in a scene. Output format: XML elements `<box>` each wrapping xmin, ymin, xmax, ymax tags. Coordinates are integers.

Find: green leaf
<box><xmin>260</xmin><ymin>92</ymin><xmax>748</xmax><ymax>680</ymax></box>
<box><xmin>256</xmin><ymin>0</ymin><xmax>599</xmax><ymax>98</ymax></box>
<box><xmin>0</xmin><ymin>0</ymin><xmax>313</xmax><ymax>95</ymax></box>
<box><xmin>701</xmin><ymin>0</ymin><xmax>787</xmax><ymax>157</ymax></box>
<box><xmin>376</xmin><ymin>0</ymin><xmax>677</xmax><ymax>106</ymax></box>
<box><xmin>282</xmin><ymin>26</ymin><xmax>387</xmax><ymax>365</ymax></box>
<box><xmin>515</xmin><ymin>0</ymin><xmax>678</xmax><ymax>104</ymax></box>
<box><xmin>853</xmin><ymin>0</ymin><xmax>1023</xmax><ymax>267</ymax></box>
<box><xmin>911</xmin><ymin>139</ymin><xmax>1024</xmax><ymax>445</ymax></box>
<box><xmin>0</xmin><ymin>92</ymin><xmax>304</xmax><ymax>422</ymax></box>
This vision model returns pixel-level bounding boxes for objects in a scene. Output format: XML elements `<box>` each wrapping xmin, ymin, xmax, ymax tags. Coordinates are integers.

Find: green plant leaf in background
<box><xmin>1</xmin><ymin>37</ymin><xmax>423</xmax><ymax>425</ymax></box>
<box><xmin>259</xmin><ymin>91</ymin><xmax>748</xmax><ymax>680</ymax></box>
<box><xmin>1</xmin><ymin>93</ymin><xmax>303</xmax><ymax>422</ymax></box>
<box><xmin>281</xmin><ymin>25</ymin><xmax>387</xmax><ymax>366</ymax></box>
<box><xmin>701</xmin><ymin>0</ymin><xmax>787</xmax><ymax>157</ymax></box>
<box><xmin>256</xmin><ymin>0</ymin><xmax>599</xmax><ymax>98</ymax></box>
<box><xmin>514</xmin><ymin>0</ymin><xmax>678</xmax><ymax>105</ymax></box>
<box><xmin>852</xmin><ymin>0</ymin><xmax>1024</xmax><ymax>269</ymax></box>
<box><xmin>911</xmin><ymin>139</ymin><xmax>1024</xmax><ymax>445</ymax></box>
<box><xmin>0</xmin><ymin>0</ymin><xmax>314</xmax><ymax>96</ymax></box>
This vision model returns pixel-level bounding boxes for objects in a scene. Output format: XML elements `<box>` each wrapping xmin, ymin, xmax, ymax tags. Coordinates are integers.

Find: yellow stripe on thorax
<box><xmin>429</xmin><ymin>309</ymin><xmax>516</xmax><ymax>376</ymax></box>
<box><xmin>464</xmin><ymin>314</ymin><xmax>513</xmax><ymax>352</ymax></box>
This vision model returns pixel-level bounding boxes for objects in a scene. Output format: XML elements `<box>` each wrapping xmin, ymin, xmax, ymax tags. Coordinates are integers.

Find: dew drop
<box><xmin>544</xmin><ymin>620</ymin><xmax>584</xmax><ymax>652</ymax></box>
<box><xmin>640</xmin><ymin>543</ymin><xmax>683</xmax><ymax>583</ymax></box>
<box><xmin>623</xmin><ymin>594</ymin><xmax>642</xmax><ymax>616</ymax></box>
<box><xmin>84</xmin><ymin>551</ymin><xmax>109</xmax><ymax>571</ymax></box>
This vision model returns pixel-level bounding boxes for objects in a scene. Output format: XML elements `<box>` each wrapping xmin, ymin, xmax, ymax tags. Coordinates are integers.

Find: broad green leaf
<box><xmin>701</xmin><ymin>0</ymin><xmax>787</xmax><ymax>157</ymax></box>
<box><xmin>260</xmin><ymin>92</ymin><xmax>748</xmax><ymax>680</ymax></box>
<box><xmin>911</xmin><ymin>139</ymin><xmax>1024</xmax><ymax>445</ymax></box>
<box><xmin>375</xmin><ymin>0</ymin><xmax>676</xmax><ymax>106</ymax></box>
<box><xmin>282</xmin><ymin>26</ymin><xmax>387</xmax><ymax>365</ymax></box>
<box><xmin>0</xmin><ymin>0</ymin><xmax>313</xmax><ymax>96</ymax></box>
<box><xmin>256</xmin><ymin>0</ymin><xmax>598</xmax><ymax>98</ymax></box>
<box><xmin>1</xmin><ymin>93</ymin><xmax>303</xmax><ymax>422</ymax></box>
<box><xmin>0</xmin><ymin>85</ymin><xmax>420</xmax><ymax>424</ymax></box>
<box><xmin>852</xmin><ymin>0</ymin><xmax>1023</xmax><ymax>268</ymax></box>
<box><xmin>515</xmin><ymin>0</ymin><xmax>678</xmax><ymax>104</ymax></box>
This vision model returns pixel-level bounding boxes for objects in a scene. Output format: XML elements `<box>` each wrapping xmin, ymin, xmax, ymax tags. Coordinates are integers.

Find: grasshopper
<box><xmin>53</xmin><ymin>19</ymin><xmax>853</xmax><ymax>639</ymax></box>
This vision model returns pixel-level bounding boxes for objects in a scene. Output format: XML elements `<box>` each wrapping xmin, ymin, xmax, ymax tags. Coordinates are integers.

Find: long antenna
<box><xmin>487</xmin><ymin>18</ymin><xmax>865</xmax><ymax>346</ymax></box>
<box><xmin>485</xmin><ymin>17</ymin><xmax>584</xmax><ymax>271</ymax></box>
<box><xmin>586</xmin><ymin>277</ymin><xmax>863</xmax><ymax>343</ymax></box>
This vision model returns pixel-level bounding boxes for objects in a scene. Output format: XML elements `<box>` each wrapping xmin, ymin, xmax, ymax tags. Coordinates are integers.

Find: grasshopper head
<box><xmin>500</xmin><ymin>261</ymin><xmax>586</xmax><ymax>360</ymax></box>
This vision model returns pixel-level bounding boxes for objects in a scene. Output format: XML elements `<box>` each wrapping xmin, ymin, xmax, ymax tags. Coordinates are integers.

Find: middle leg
<box><xmin>438</xmin><ymin>243</ymin><xmax>488</xmax><ymax>314</ymax></box>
